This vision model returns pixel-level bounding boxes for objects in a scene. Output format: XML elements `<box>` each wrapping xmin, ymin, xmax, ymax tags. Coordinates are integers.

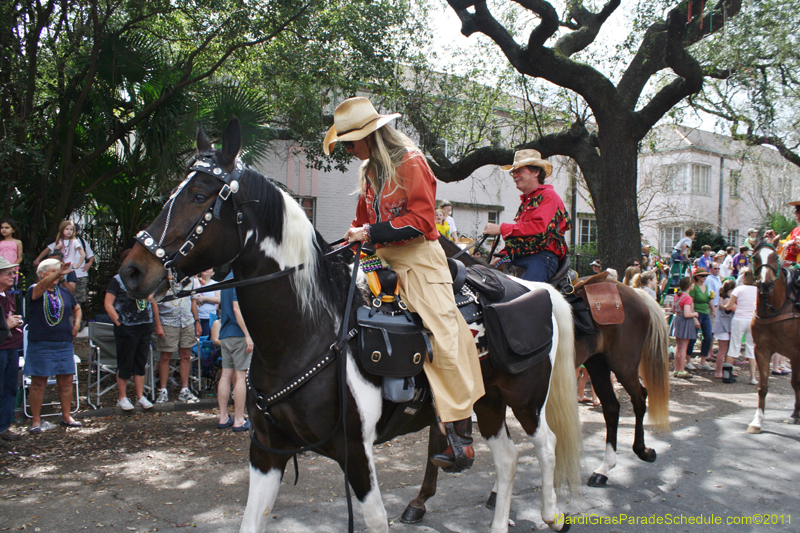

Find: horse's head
<box><xmin>752</xmin><ymin>239</ymin><xmax>780</xmax><ymax>293</ymax></box>
<box><xmin>121</xmin><ymin>117</ymin><xmax>245</xmax><ymax>299</ymax></box>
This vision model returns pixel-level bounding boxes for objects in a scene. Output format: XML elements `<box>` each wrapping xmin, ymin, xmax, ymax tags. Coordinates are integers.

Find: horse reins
<box><xmin>753</xmin><ymin>243</ymin><xmax>799</xmax><ymax>322</ymax></box>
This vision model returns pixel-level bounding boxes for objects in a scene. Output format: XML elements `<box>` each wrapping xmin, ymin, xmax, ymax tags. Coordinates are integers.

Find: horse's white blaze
<box><xmin>486</xmin><ymin>426</ymin><xmax>519</xmax><ymax>533</ymax></box>
<box><xmin>529</xmin><ymin>412</ymin><xmax>559</xmax><ymax>528</ymax></box>
<box><xmin>240</xmin><ymin>466</ymin><xmax>282</xmax><ymax>533</ymax></box>
<box><xmin>749</xmin><ymin>407</ymin><xmax>765</xmax><ymax>431</ymax></box>
<box><xmin>593</xmin><ymin>442</ymin><xmax>617</xmax><ymax>478</ymax></box>
<box><xmin>345</xmin><ymin>350</ymin><xmax>388</xmax><ymax>531</ymax></box>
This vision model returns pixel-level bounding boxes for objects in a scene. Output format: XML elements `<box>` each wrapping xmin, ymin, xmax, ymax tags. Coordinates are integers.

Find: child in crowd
<box><xmin>33</xmin><ymin>220</ymin><xmax>85</xmax><ymax>270</ymax></box>
<box><xmin>712</xmin><ymin>279</ymin><xmax>736</xmax><ymax>379</ymax></box>
<box><xmin>697</xmin><ymin>245</ymin><xmax>713</xmax><ymax>270</ymax></box>
<box><xmin>670</xmin><ymin>276</ymin><xmax>699</xmax><ymax>379</ymax></box>
<box><xmin>435</xmin><ymin>208</ymin><xmax>450</xmax><ymax>239</ymax></box>
<box><xmin>731</xmin><ymin>245</ymin><xmax>749</xmax><ymax>278</ymax></box>
<box><xmin>0</xmin><ymin>219</ymin><xmax>23</xmax><ymax>284</ymax></box>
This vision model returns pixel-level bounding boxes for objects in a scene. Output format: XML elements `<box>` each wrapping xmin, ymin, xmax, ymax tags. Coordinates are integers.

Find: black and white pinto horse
<box><xmin>121</xmin><ymin>118</ymin><xmax>583</xmax><ymax>533</ymax></box>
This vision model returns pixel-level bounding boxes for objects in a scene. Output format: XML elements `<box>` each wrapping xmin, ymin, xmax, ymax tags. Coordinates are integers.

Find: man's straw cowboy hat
<box><xmin>323</xmin><ymin>97</ymin><xmax>401</xmax><ymax>155</ymax></box>
<box><xmin>501</xmin><ymin>149</ymin><xmax>553</xmax><ymax>177</ymax></box>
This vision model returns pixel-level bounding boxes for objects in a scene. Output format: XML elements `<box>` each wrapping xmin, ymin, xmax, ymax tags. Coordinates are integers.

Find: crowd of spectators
<box><xmin>0</xmin><ymin>218</ymin><xmax>254</xmax><ymax>438</ymax></box>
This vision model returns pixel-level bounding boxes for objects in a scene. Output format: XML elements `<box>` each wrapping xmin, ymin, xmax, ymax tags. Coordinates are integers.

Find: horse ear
<box><xmin>197</xmin><ymin>122</ymin><xmax>212</xmax><ymax>154</ymax></box>
<box><xmin>220</xmin><ymin>116</ymin><xmax>242</xmax><ymax>168</ymax></box>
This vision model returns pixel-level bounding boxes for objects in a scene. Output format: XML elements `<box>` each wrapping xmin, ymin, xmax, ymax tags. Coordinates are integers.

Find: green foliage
<box><xmin>0</xmin><ymin>0</ymin><xmax>410</xmax><ymax>253</ymax></box>
<box><xmin>765</xmin><ymin>211</ymin><xmax>797</xmax><ymax>239</ymax></box>
<box><xmin>690</xmin><ymin>229</ymin><xmax>729</xmax><ymax>257</ymax></box>
<box><xmin>690</xmin><ymin>0</ymin><xmax>800</xmax><ymax>168</ymax></box>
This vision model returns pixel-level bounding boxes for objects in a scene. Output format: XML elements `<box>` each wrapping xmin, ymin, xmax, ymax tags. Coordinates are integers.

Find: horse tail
<box><xmin>544</xmin><ymin>285</ymin><xmax>584</xmax><ymax>501</ymax></box>
<box><xmin>635</xmin><ymin>289</ymin><xmax>671</xmax><ymax>434</ymax></box>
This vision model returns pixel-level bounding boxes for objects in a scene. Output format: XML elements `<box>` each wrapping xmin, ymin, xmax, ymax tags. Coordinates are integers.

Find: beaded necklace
<box><xmin>60</xmin><ymin>238</ymin><xmax>71</xmax><ymax>261</ymax></box>
<box><xmin>135</xmin><ymin>299</ymin><xmax>148</xmax><ymax>311</ymax></box>
<box><xmin>359</xmin><ymin>254</ymin><xmax>388</xmax><ymax>273</ymax></box>
<box><xmin>43</xmin><ymin>287</ymin><xmax>64</xmax><ymax>326</ymax></box>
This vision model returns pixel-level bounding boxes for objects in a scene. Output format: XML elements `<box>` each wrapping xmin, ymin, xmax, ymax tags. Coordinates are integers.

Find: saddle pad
<box><xmin>582</xmin><ymin>282</ymin><xmax>624</xmax><ymax>325</ymax></box>
<box><xmin>483</xmin><ymin>287</ymin><xmax>553</xmax><ymax>374</ymax></box>
<box><xmin>465</xmin><ymin>265</ymin><xmax>529</xmax><ymax>302</ymax></box>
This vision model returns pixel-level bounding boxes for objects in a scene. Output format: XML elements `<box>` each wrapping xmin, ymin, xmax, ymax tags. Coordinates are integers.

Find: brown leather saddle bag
<box><xmin>580</xmin><ymin>282</ymin><xmax>624</xmax><ymax>325</ymax></box>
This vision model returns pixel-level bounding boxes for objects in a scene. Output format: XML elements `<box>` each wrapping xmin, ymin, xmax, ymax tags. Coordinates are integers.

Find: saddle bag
<box><xmin>356</xmin><ymin>304</ymin><xmax>432</xmax><ymax>378</ymax></box>
<box><xmin>483</xmin><ymin>288</ymin><xmax>554</xmax><ymax>374</ymax></box>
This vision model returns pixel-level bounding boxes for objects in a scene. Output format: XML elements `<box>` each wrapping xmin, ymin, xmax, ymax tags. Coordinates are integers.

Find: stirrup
<box><xmin>431</xmin><ymin>421</ymin><xmax>474</xmax><ymax>473</ymax></box>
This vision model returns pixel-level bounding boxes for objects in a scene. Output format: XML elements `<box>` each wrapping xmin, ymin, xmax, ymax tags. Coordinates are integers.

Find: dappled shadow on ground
<box><xmin>1</xmin><ymin>363</ymin><xmax>797</xmax><ymax>532</ymax></box>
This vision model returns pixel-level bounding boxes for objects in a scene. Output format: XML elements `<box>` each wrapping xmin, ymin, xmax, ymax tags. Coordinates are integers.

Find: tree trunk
<box><xmin>591</xmin><ymin>128</ymin><xmax>642</xmax><ymax>275</ymax></box>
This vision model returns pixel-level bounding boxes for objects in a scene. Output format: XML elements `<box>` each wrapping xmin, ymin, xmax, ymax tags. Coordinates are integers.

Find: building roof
<box><xmin>644</xmin><ymin>125</ymin><xmax>788</xmax><ymax>168</ymax></box>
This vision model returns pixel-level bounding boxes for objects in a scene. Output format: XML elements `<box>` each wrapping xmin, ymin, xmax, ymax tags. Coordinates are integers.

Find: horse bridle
<box><xmin>752</xmin><ymin>243</ymin><xmax>794</xmax><ymax>318</ymax></box>
<box><xmin>135</xmin><ymin>154</ymin><xmax>245</xmax><ymax>290</ymax></box>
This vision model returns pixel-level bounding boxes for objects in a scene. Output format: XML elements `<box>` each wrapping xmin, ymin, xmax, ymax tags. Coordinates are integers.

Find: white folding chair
<box><xmin>20</xmin><ymin>326</ymin><xmax>80</xmax><ymax>418</ymax></box>
<box><xmin>87</xmin><ymin>321</ymin><xmax>155</xmax><ymax>408</ymax></box>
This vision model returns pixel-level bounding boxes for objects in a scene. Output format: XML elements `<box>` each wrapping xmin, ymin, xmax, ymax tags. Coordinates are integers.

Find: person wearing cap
<box><xmin>686</xmin><ymin>268</ymin><xmax>713</xmax><ymax>371</ymax></box>
<box><xmin>590</xmin><ymin>260</ymin><xmax>602</xmax><ymax>274</ymax></box>
<box><xmin>482</xmin><ymin>149</ymin><xmax>571</xmax><ymax>282</ymax></box>
<box><xmin>24</xmin><ymin>259</ymin><xmax>83</xmax><ymax>433</ymax></box>
<box><xmin>324</xmin><ymin>96</ymin><xmax>484</xmax><ymax>472</ymax></box>
<box><xmin>439</xmin><ymin>200</ymin><xmax>458</xmax><ymax>241</ymax></box>
<box><xmin>744</xmin><ymin>227</ymin><xmax>759</xmax><ymax>253</ymax></box>
<box><xmin>0</xmin><ymin>257</ymin><xmax>24</xmax><ymax>441</ymax></box>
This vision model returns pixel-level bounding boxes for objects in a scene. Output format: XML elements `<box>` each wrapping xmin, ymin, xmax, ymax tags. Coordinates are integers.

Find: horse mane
<box><xmin>240</xmin><ymin>166</ymin><xmax>350</xmax><ymax>322</ymax></box>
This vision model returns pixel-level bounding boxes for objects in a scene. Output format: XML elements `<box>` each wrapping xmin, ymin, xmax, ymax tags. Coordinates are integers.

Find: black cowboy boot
<box><xmin>430</xmin><ymin>418</ymin><xmax>474</xmax><ymax>473</ymax></box>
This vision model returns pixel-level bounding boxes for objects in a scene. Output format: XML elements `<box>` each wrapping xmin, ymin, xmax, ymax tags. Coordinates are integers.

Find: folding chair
<box><xmin>87</xmin><ymin>321</ymin><xmax>155</xmax><ymax>409</ymax></box>
<box><xmin>20</xmin><ymin>326</ymin><xmax>80</xmax><ymax>418</ymax></box>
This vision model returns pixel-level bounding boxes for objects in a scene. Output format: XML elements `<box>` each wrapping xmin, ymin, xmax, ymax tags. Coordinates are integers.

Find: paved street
<box><xmin>2</xmin><ymin>372</ymin><xmax>798</xmax><ymax>533</ymax></box>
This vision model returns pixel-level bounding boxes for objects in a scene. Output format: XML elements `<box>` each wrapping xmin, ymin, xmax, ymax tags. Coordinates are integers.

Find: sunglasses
<box><xmin>341</xmin><ymin>141</ymin><xmax>354</xmax><ymax>150</ymax></box>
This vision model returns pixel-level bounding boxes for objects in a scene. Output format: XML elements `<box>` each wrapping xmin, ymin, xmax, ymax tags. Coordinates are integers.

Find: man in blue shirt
<box><xmin>216</xmin><ymin>273</ymin><xmax>253</xmax><ymax>431</ymax></box>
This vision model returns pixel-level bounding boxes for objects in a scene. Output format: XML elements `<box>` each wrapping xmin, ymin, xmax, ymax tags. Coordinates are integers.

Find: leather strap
<box><xmin>754</xmin><ymin>312</ymin><xmax>800</xmax><ymax>325</ymax></box>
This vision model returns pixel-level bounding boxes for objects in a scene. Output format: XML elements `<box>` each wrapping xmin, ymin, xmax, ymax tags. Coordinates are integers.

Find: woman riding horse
<box><xmin>323</xmin><ymin>96</ymin><xmax>484</xmax><ymax>472</ymax></box>
<box><xmin>120</xmin><ymin>116</ymin><xmax>581</xmax><ymax>533</ymax></box>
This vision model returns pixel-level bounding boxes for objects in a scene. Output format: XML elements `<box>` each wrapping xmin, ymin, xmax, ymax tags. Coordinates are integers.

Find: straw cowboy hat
<box><xmin>693</xmin><ymin>267</ymin><xmax>710</xmax><ymax>278</ymax></box>
<box><xmin>788</xmin><ymin>200</ymin><xmax>800</xmax><ymax>207</ymax></box>
<box><xmin>322</xmin><ymin>97</ymin><xmax>401</xmax><ymax>155</ymax></box>
<box><xmin>501</xmin><ymin>149</ymin><xmax>553</xmax><ymax>177</ymax></box>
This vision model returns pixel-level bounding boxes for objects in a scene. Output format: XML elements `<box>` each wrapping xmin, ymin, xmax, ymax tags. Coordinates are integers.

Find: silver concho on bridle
<box><xmin>135</xmin><ymin>156</ymin><xmax>244</xmax><ymax>297</ymax></box>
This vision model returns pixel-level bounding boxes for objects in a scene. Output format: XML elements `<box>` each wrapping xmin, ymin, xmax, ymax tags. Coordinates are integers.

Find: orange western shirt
<box><xmin>352</xmin><ymin>150</ymin><xmax>440</xmax><ymax>246</ymax></box>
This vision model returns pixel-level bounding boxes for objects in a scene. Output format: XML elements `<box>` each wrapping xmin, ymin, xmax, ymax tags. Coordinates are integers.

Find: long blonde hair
<box><xmin>357</xmin><ymin>124</ymin><xmax>419</xmax><ymax>195</ymax></box>
<box><xmin>56</xmin><ymin>220</ymin><xmax>74</xmax><ymax>242</ymax></box>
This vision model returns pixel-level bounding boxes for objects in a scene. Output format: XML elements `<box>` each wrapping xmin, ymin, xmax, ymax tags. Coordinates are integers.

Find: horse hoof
<box><xmin>747</xmin><ymin>425</ymin><xmax>762</xmax><ymax>434</ymax></box>
<box><xmin>399</xmin><ymin>505</ymin><xmax>426</xmax><ymax>524</ymax></box>
<box><xmin>559</xmin><ymin>521</ymin><xmax>571</xmax><ymax>533</ymax></box>
<box><xmin>639</xmin><ymin>447</ymin><xmax>657</xmax><ymax>463</ymax></box>
<box><xmin>587</xmin><ymin>473</ymin><xmax>608</xmax><ymax>487</ymax></box>
<box><xmin>485</xmin><ymin>491</ymin><xmax>497</xmax><ymax>510</ymax></box>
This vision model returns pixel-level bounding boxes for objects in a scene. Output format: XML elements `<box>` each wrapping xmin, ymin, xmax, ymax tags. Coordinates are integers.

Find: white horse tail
<box><xmin>544</xmin><ymin>285</ymin><xmax>584</xmax><ymax>502</ymax></box>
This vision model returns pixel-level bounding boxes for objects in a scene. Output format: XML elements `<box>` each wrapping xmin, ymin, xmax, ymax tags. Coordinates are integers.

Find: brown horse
<box><xmin>431</xmin><ymin>238</ymin><xmax>670</xmax><ymax>490</ymax></box>
<box><xmin>747</xmin><ymin>242</ymin><xmax>800</xmax><ymax>433</ymax></box>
